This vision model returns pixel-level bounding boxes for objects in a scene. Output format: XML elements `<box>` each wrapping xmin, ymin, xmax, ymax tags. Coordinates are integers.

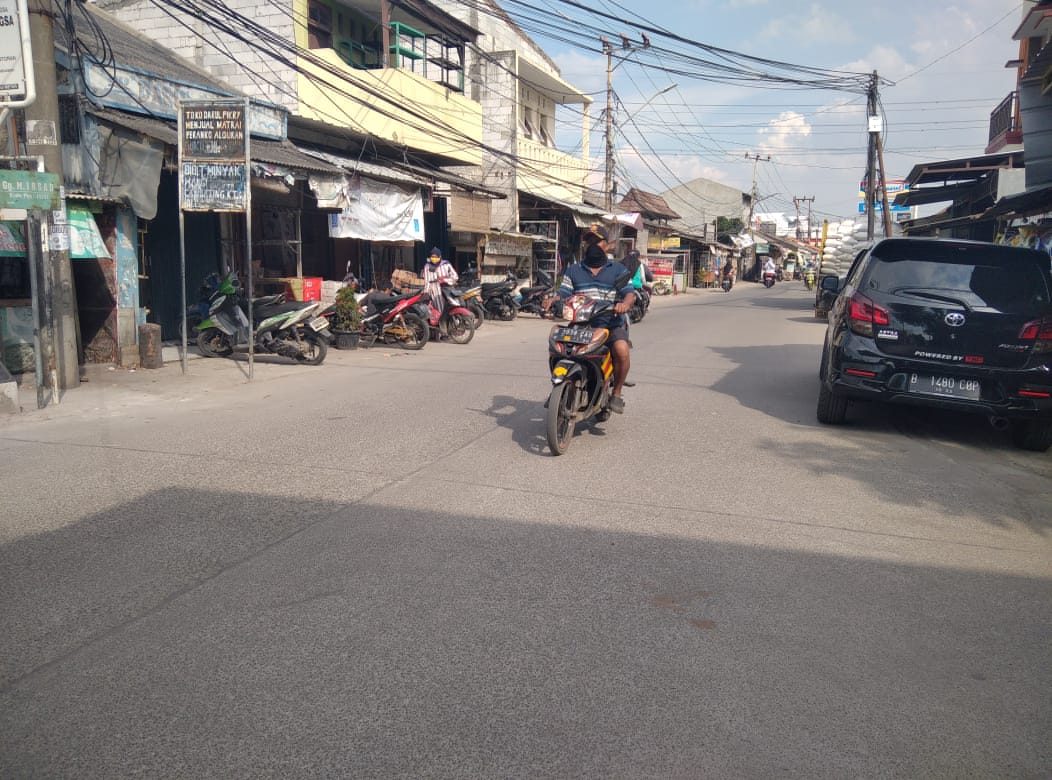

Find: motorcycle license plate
<box><xmin>555</xmin><ymin>327</ymin><xmax>593</xmax><ymax>344</ymax></box>
<box><xmin>308</xmin><ymin>316</ymin><xmax>329</xmax><ymax>332</ymax></box>
<box><xmin>908</xmin><ymin>373</ymin><xmax>980</xmax><ymax>401</ymax></box>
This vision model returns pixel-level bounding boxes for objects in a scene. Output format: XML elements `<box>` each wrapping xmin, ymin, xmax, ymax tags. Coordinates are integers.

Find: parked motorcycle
<box><xmin>544</xmin><ymin>284</ymin><xmax>629</xmax><ymax>455</ymax></box>
<box><xmin>356</xmin><ymin>288</ymin><xmax>430</xmax><ymax>350</ymax></box>
<box><xmin>459</xmin><ymin>283</ymin><xmax>485</xmax><ymax>329</ymax></box>
<box><xmin>197</xmin><ymin>274</ymin><xmax>331</xmax><ymax>364</ymax></box>
<box><xmin>628</xmin><ymin>283</ymin><xmax>652</xmax><ymax>323</ymax></box>
<box><xmin>480</xmin><ymin>270</ymin><xmax>518</xmax><ymax>321</ymax></box>
<box><xmin>517</xmin><ymin>268</ymin><xmax>559</xmax><ymax>318</ymax></box>
<box><xmin>427</xmin><ymin>283</ymin><xmax>476</xmax><ymax>344</ymax></box>
<box><xmin>180</xmin><ymin>272</ymin><xmax>222</xmax><ymax>342</ymax></box>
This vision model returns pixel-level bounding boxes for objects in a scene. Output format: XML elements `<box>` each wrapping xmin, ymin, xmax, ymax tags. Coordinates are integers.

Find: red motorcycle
<box><xmin>426</xmin><ymin>283</ymin><xmax>476</xmax><ymax>344</ymax></box>
<box><xmin>355</xmin><ymin>287</ymin><xmax>430</xmax><ymax>349</ymax></box>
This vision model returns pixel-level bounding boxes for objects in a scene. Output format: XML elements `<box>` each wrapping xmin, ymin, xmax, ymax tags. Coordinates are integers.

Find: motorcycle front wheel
<box><xmin>467</xmin><ymin>301</ymin><xmax>484</xmax><ymax>329</ymax></box>
<box><xmin>546</xmin><ymin>382</ymin><xmax>576</xmax><ymax>455</ymax></box>
<box><xmin>446</xmin><ymin>313</ymin><xmax>475</xmax><ymax>344</ymax></box>
<box><xmin>197</xmin><ymin>327</ymin><xmax>233</xmax><ymax>357</ymax></box>
<box><xmin>400</xmin><ymin>312</ymin><xmax>429</xmax><ymax>350</ymax></box>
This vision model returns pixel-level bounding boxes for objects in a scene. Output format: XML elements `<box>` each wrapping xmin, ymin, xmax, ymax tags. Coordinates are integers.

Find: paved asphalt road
<box><xmin>2</xmin><ymin>282</ymin><xmax>1050</xmax><ymax>778</ymax></box>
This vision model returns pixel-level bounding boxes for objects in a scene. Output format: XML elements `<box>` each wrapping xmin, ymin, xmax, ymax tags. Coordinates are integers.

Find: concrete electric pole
<box><xmin>601</xmin><ymin>33</ymin><xmax>651</xmax><ymax>212</ymax></box>
<box><xmin>22</xmin><ymin>0</ymin><xmax>79</xmax><ymax>392</ymax></box>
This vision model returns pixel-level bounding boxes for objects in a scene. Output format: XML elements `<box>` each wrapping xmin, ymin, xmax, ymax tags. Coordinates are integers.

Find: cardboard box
<box><xmin>281</xmin><ymin>276</ymin><xmax>322</xmax><ymax>301</ymax></box>
<box><xmin>391</xmin><ymin>269</ymin><xmax>423</xmax><ymax>291</ymax></box>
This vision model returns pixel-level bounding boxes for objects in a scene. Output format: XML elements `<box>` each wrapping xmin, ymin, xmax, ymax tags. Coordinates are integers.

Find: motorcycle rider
<box><xmin>423</xmin><ymin>246</ymin><xmax>458</xmax><ymax>314</ymax></box>
<box><xmin>721</xmin><ymin>258</ymin><xmax>736</xmax><ymax>287</ymax></box>
<box><xmin>552</xmin><ymin>225</ymin><xmax>635</xmax><ymax>414</ymax></box>
<box><xmin>762</xmin><ymin>256</ymin><xmax>777</xmax><ymax>283</ymax></box>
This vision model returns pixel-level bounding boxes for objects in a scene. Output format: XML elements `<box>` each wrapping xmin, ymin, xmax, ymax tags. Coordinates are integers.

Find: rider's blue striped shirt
<box><xmin>557</xmin><ymin>260</ymin><xmax>635</xmax><ymax>328</ymax></box>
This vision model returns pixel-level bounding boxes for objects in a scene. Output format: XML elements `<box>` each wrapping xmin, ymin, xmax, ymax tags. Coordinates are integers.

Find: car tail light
<box><xmin>847</xmin><ymin>292</ymin><xmax>890</xmax><ymax>337</ymax></box>
<box><xmin>1018</xmin><ymin>316</ymin><xmax>1052</xmax><ymax>354</ymax></box>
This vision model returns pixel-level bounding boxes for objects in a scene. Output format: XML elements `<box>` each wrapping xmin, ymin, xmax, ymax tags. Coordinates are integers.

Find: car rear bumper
<box><xmin>830</xmin><ymin>335</ymin><xmax>1052</xmax><ymax>419</ymax></box>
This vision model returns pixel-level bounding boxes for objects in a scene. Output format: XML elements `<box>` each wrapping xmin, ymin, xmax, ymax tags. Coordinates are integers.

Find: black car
<box><xmin>817</xmin><ymin>237</ymin><xmax>1052</xmax><ymax>451</ymax></box>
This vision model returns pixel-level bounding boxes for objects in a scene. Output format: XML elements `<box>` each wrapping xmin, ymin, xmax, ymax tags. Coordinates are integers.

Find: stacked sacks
<box><xmin>819</xmin><ymin>219</ymin><xmax>871</xmax><ymax>278</ymax></box>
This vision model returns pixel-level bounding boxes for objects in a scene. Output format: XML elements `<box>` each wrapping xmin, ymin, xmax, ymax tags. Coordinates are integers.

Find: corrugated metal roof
<box><xmin>617</xmin><ymin>188</ymin><xmax>681</xmax><ymax>220</ymax></box>
<box><xmin>293</xmin><ymin>147</ymin><xmax>431</xmax><ymax>186</ymax></box>
<box><xmin>85</xmin><ymin>107</ymin><xmax>342</xmax><ymax>174</ymax></box>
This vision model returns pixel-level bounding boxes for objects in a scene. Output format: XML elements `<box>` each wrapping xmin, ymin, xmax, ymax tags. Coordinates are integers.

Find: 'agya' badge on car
<box><xmin>876</xmin><ymin>329</ymin><xmax>899</xmax><ymax>340</ymax></box>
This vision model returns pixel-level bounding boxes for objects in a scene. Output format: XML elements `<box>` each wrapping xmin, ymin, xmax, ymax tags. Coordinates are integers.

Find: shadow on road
<box><xmin>476</xmin><ymin>393</ymin><xmax>612</xmax><ymax>456</ymax></box>
<box><xmin>0</xmin><ymin>487</ymin><xmax>1049</xmax><ymax>776</ymax></box>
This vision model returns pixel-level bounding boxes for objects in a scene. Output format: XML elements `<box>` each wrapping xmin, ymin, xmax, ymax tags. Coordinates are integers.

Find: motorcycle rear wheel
<box><xmin>400</xmin><ymin>312</ymin><xmax>429</xmax><ymax>350</ymax></box>
<box><xmin>546</xmin><ymin>382</ymin><xmax>576</xmax><ymax>455</ymax></box>
<box><xmin>197</xmin><ymin>327</ymin><xmax>233</xmax><ymax>358</ymax></box>
<box><xmin>298</xmin><ymin>331</ymin><xmax>328</xmax><ymax>365</ymax></box>
<box><xmin>446</xmin><ymin>313</ymin><xmax>475</xmax><ymax>344</ymax></box>
<box><xmin>496</xmin><ymin>302</ymin><xmax>516</xmax><ymax>321</ymax></box>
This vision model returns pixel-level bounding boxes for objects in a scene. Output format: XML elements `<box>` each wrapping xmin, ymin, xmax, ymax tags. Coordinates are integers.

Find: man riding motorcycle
<box><xmin>552</xmin><ymin>225</ymin><xmax>635</xmax><ymax>414</ymax></box>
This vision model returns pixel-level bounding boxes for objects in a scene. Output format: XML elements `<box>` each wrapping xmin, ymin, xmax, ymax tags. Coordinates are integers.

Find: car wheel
<box><xmin>1010</xmin><ymin>420</ymin><xmax>1052</xmax><ymax>452</ymax></box>
<box><xmin>816</xmin><ymin>380</ymin><xmax>847</xmax><ymax>424</ymax></box>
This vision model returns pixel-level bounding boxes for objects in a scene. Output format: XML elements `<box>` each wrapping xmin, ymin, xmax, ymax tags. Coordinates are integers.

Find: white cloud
<box><xmin>758</xmin><ymin>3</ymin><xmax>854</xmax><ymax>44</ymax></box>
<box><xmin>757</xmin><ymin>111</ymin><xmax>813</xmax><ymax>155</ymax></box>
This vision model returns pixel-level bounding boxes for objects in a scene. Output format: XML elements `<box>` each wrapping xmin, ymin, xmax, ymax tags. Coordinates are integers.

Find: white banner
<box><xmin>327</xmin><ymin>175</ymin><xmax>424</xmax><ymax>242</ymax></box>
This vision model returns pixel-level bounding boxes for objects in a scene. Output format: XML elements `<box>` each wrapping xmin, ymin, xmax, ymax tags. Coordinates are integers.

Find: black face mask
<box><xmin>584</xmin><ymin>243</ymin><xmax>607</xmax><ymax>268</ymax></box>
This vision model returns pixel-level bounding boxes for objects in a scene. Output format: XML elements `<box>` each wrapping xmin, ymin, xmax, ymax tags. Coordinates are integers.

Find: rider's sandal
<box><xmin>608</xmin><ymin>396</ymin><xmax>625</xmax><ymax>414</ymax></box>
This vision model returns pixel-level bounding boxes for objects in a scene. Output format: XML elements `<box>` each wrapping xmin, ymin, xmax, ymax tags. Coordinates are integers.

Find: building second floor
<box><xmin>97</xmin><ymin>0</ymin><xmax>484</xmax><ymax>166</ymax></box>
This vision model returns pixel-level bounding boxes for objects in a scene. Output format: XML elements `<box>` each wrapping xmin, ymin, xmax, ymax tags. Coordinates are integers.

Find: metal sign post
<box><xmin>177</xmin><ymin>98</ymin><xmax>252</xmax><ymax>377</ymax></box>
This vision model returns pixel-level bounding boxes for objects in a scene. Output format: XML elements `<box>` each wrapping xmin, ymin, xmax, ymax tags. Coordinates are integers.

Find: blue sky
<box><xmin>510</xmin><ymin>0</ymin><xmax>1026</xmax><ymax>223</ymax></box>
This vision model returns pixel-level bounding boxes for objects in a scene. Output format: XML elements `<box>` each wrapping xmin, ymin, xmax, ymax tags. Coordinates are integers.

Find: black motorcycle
<box><xmin>517</xmin><ymin>268</ymin><xmax>559</xmax><ymax>318</ymax></box>
<box><xmin>480</xmin><ymin>270</ymin><xmax>518</xmax><ymax>321</ymax></box>
<box><xmin>628</xmin><ymin>283</ymin><xmax>652</xmax><ymax>323</ymax></box>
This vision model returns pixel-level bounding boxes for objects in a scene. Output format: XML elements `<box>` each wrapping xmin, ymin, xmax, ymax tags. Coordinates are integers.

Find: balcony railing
<box><xmin>515</xmin><ymin>137</ymin><xmax>588</xmax><ymax>203</ymax></box>
<box><xmin>988</xmin><ymin>91</ymin><xmax>1022</xmax><ymax>151</ymax></box>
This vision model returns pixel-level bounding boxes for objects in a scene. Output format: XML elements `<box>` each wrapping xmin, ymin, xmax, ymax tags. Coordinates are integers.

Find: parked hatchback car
<box><xmin>817</xmin><ymin>237</ymin><xmax>1052</xmax><ymax>451</ymax></box>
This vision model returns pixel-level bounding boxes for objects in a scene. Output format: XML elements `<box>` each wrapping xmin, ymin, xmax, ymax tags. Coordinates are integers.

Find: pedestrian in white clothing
<box><xmin>423</xmin><ymin>246</ymin><xmax>458</xmax><ymax>313</ymax></box>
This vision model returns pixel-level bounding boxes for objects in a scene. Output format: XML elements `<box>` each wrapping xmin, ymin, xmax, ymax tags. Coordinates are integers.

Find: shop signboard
<box><xmin>486</xmin><ymin>233</ymin><xmax>532</xmax><ymax>257</ymax></box>
<box><xmin>178</xmin><ymin>100</ymin><xmax>248</xmax><ymax>212</ymax></box>
<box><xmin>858</xmin><ymin>178</ymin><xmax>911</xmax><ymax>214</ymax></box>
<box><xmin>648</xmin><ymin>259</ymin><xmax>674</xmax><ymax>278</ymax></box>
<box><xmin>0</xmin><ymin>170</ymin><xmax>60</xmax><ymax>211</ymax></box>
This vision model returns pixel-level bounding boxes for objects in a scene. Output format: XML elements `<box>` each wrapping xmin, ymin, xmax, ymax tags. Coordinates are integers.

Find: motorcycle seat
<box><xmin>519</xmin><ymin>285</ymin><xmax>548</xmax><ymax>297</ymax></box>
<box><xmin>368</xmin><ymin>292</ymin><xmax>415</xmax><ymax>308</ymax></box>
<box><xmin>481</xmin><ymin>281</ymin><xmax>513</xmax><ymax>294</ymax></box>
<box><xmin>252</xmin><ymin>294</ymin><xmax>286</xmax><ymax>307</ymax></box>
<box><xmin>254</xmin><ymin>300</ymin><xmax>312</xmax><ymax>317</ymax></box>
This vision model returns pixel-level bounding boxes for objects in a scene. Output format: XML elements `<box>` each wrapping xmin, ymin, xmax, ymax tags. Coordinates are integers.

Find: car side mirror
<box><xmin>819</xmin><ymin>275</ymin><xmax>840</xmax><ymax>293</ymax></box>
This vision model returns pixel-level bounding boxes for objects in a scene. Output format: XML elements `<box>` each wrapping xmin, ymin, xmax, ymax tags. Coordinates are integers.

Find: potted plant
<box><xmin>330</xmin><ymin>285</ymin><xmax>362</xmax><ymax>349</ymax></box>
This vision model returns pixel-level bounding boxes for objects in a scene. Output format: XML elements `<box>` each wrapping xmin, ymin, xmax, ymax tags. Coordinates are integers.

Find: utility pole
<box><xmin>864</xmin><ymin>71</ymin><xmax>893</xmax><ymax>240</ymax></box>
<box><xmin>744</xmin><ymin>151</ymin><xmax>770</xmax><ymax>232</ymax></box>
<box><xmin>601</xmin><ymin>33</ymin><xmax>650</xmax><ymax>212</ymax></box>
<box><xmin>24</xmin><ymin>0</ymin><xmax>79</xmax><ymax>392</ymax></box>
<box><xmin>793</xmin><ymin>196</ymin><xmax>814</xmax><ymax>241</ymax></box>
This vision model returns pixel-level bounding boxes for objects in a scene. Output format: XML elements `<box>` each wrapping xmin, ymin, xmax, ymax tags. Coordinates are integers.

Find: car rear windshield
<box><xmin>865</xmin><ymin>247</ymin><xmax>1052</xmax><ymax>313</ymax></box>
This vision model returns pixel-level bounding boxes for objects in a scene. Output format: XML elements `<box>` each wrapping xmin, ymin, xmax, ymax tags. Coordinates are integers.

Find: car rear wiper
<box><xmin>893</xmin><ymin>288</ymin><xmax>972</xmax><ymax>311</ymax></box>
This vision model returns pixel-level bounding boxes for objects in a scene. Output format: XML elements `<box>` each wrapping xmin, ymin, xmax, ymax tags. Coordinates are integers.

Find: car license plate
<box><xmin>556</xmin><ymin>327</ymin><xmax>592</xmax><ymax>344</ymax></box>
<box><xmin>908</xmin><ymin>373</ymin><xmax>980</xmax><ymax>401</ymax></box>
<box><xmin>308</xmin><ymin>316</ymin><xmax>329</xmax><ymax>332</ymax></box>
